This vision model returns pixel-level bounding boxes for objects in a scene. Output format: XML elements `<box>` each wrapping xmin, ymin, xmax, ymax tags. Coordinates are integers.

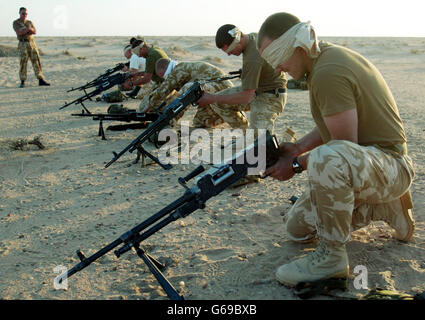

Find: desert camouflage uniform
<box><xmin>13</xmin><ymin>19</ymin><xmax>45</xmax><ymax>81</ymax></box>
<box><xmin>139</xmin><ymin>61</ymin><xmax>234</xmax><ymax>128</ymax></box>
<box><xmin>284</xmin><ymin>140</ymin><xmax>415</xmax><ymax>246</ymax></box>
<box><xmin>211</xmin><ymin>86</ymin><xmax>287</xmax><ymax>134</ymax></box>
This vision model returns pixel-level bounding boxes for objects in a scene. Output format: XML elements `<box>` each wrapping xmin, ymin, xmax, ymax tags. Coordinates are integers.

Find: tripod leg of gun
<box><xmin>145</xmin><ymin>252</ymin><xmax>166</xmax><ymax>270</ymax></box>
<box><xmin>136</xmin><ymin>146</ymin><xmax>172</xmax><ymax>170</ymax></box>
<box><xmin>98</xmin><ymin>119</ymin><xmax>106</xmax><ymax>140</ymax></box>
<box><xmin>80</xmin><ymin>101</ymin><xmax>92</xmax><ymax>115</ymax></box>
<box><xmin>83</xmin><ymin>88</ymin><xmax>94</xmax><ymax>102</ymax></box>
<box><xmin>134</xmin><ymin>244</ymin><xmax>184</xmax><ymax>300</ymax></box>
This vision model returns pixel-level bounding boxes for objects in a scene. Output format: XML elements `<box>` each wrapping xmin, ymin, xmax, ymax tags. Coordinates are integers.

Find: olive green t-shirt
<box><xmin>307</xmin><ymin>41</ymin><xmax>406</xmax><ymax>146</ymax></box>
<box><xmin>242</xmin><ymin>33</ymin><xmax>286</xmax><ymax>93</ymax></box>
<box><xmin>13</xmin><ymin>19</ymin><xmax>35</xmax><ymax>41</ymax></box>
<box><xmin>145</xmin><ymin>46</ymin><xmax>169</xmax><ymax>84</ymax></box>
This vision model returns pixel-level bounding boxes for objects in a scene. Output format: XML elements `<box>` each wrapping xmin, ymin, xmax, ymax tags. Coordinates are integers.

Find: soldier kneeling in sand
<box><xmin>122</xmin><ymin>44</ymin><xmax>146</xmax><ymax>98</ymax></box>
<box><xmin>196</xmin><ymin>24</ymin><xmax>288</xmax><ymax>136</ymax></box>
<box><xmin>139</xmin><ymin>58</ymin><xmax>237</xmax><ymax>129</ymax></box>
<box><xmin>120</xmin><ymin>37</ymin><xmax>168</xmax><ymax>94</ymax></box>
<box><xmin>258</xmin><ymin>12</ymin><xmax>415</xmax><ymax>289</ymax></box>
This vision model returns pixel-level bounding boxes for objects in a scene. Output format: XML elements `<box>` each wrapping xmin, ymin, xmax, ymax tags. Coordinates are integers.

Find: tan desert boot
<box><xmin>276</xmin><ymin>242</ymin><xmax>349</xmax><ymax>287</ymax></box>
<box><xmin>372</xmin><ymin>190</ymin><xmax>415</xmax><ymax>242</ymax></box>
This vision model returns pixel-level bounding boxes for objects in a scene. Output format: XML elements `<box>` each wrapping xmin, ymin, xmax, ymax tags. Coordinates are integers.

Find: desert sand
<box><xmin>0</xmin><ymin>35</ymin><xmax>424</xmax><ymax>300</ymax></box>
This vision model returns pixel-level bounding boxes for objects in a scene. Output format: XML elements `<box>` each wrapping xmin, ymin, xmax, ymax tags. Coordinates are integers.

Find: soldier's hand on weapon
<box><xmin>121</xmin><ymin>79</ymin><xmax>134</xmax><ymax>91</ymax></box>
<box><xmin>264</xmin><ymin>155</ymin><xmax>295</xmax><ymax>182</ymax></box>
<box><xmin>265</xmin><ymin>142</ymin><xmax>300</xmax><ymax>181</ymax></box>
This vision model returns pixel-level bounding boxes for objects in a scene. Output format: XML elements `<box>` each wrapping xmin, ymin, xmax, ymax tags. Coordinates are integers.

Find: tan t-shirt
<box><xmin>307</xmin><ymin>41</ymin><xmax>406</xmax><ymax>146</ymax></box>
<box><xmin>13</xmin><ymin>19</ymin><xmax>35</xmax><ymax>41</ymax></box>
<box><xmin>242</xmin><ymin>33</ymin><xmax>286</xmax><ymax>93</ymax></box>
<box><xmin>145</xmin><ymin>46</ymin><xmax>169</xmax><ymax>84</ymax></box>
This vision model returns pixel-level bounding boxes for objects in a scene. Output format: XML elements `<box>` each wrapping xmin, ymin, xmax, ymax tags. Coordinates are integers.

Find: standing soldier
<box><xmin>12</xmin><ymin>7</ymin><xmax>50</xmax><ymax>88</ymax></box>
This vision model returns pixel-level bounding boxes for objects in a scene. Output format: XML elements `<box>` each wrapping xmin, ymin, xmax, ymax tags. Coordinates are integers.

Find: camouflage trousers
<box><xmin>284</xmin><ymin>140</ymin><xmax>415</xmax><ymax>246</ymax></box>
<box><xmin>210</xmin><ymin>86</ymin><xmax>287</xmax><ymax>134</ymax></box>
<box><xmin>18</xmin><ymin>40</ymin><xmax>44</xmax><ymax>81</ymax></box>
<box><xmin>140</xmin><ymin>81</ymin><xmax>230</xmax><ymax>128</ymax></box>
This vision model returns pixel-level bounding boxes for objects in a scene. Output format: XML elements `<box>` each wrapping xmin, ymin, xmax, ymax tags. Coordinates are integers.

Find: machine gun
<box><xmin>104</xmin><ymin>81</ymin><xmax>203</xmax><ymax>170</ymax></box>
<box><xmin>104</xmin><ymin>69</ymin><xmax>243</xmax><ymax>169</ymax></box>
<box><xmin>71</xmin><ymin>111</ymin><xmax>160</xmax><ymax>140</ymax></box>
<box><xmin>67</xmin><ymin>62</ymin><xmax>130</xmax><ymax>93</ymax></box>
<box><xmin>56</xmin><ymin>131</ymin><xmax>280</xmax><ymax>300</ymax></box>
<box><xmin>60</xmin><ymin>72</ymin><xmax>129</xmax><ymax>114</ymax></box>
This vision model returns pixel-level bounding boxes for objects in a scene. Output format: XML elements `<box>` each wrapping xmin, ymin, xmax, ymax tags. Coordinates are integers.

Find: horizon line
<box><xmin>1</xmin><ymin>35</ymin><xmax>425</xmax><ymax>38</ymax></box>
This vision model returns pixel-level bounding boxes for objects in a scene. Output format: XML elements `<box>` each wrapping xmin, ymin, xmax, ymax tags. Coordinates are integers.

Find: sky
<box><xmin>1</xmin><ymin>0</ymin><xmax>424</xmax><ymax>37</ymax></box>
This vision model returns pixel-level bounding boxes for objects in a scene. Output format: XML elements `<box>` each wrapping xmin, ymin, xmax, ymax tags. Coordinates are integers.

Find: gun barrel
<box><xmin>60</xmin><ymin>237</ymin><xmax>123</xmax><ymax>282</ymax></box>
<box><xmin>104</xmin><ymin>151</ymin><xmax>125</xmax><ymax>168</ymax></box>
<box><xmin>114</xmin><ymin>191</ymin><xmax>195</xmax><ymax>257</ymax></box>
<box><xmin>63</xmin><ymin>190</ymin><xmax>193</xmax><ymax>280</ymax></box>
<box><xmin>104</xmin><ymin>125</ymin><xmax>152</xmax><ymax>167</ymax></box>
<box><xmin>61</xmin><ymin>132</ymin><xmax>279</xmax><ymax>299</ymax></box>
<box><xmin>104</xmin><ymin>82</ymin><xmax>203</xmax><ymax>168</ymax></box>
<box><xmin>104</xmin><ymin>115</ymin><xmax>164</xmax><ymax>168</ymax></box>
<box><xmin>60</xmin><ymin>97</ymin><xmax>86</xmax><ymax>110</ymax></box>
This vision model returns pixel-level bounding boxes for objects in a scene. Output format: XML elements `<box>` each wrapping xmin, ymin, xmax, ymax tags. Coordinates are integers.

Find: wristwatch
<box><xmin>292</xmin><ymin>157</ymin><xmax>304</xmax><ymax>174</ymax></box>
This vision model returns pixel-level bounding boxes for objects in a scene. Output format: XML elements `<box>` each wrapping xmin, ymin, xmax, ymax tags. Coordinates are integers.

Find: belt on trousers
<box><xmin>19</xmin><ymin>39</ymin><xmax>30</xmax><ymax>42</ymax></box>
<box><xmin>257</xmin><ymin>87</ymin><xmax>287</xmax><ymax>97</ymax></box>
<box><xmin>376</xmin><ymin>142</ymin><xmax>408</xmax><ymax>156</ymax></box>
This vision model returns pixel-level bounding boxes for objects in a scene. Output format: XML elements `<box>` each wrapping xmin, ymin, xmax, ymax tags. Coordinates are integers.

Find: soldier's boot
<box><xmin>372</xmin><ymin>190</ymin><xmax>415</xmax><ymax>242</ymax></box>
<box><xmin>39</xmin><ymin>78</ymin><xmax>50</xmax><ymax>86</ymax></box>
<box><xmin>19</xmin><ymin>81</ymin><xmax>25</xmax><ymax>88</ymax></box>
<box><xmin>127</xmin><ymin>86</ymin><xmax>141</xmax><ymax>98</ymax></box>
<box><xmin>276</xmin><ymin>241</ymin><xmax>349</xmax><ymax>287</ymax></box>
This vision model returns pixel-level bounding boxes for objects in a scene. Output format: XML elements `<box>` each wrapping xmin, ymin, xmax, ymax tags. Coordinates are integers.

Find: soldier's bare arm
<box><xmin>323</xmin><ymin>108</ymin><xmax>358</xmax><ymax>143</ymax></box>
<box><xmin>197</xmin><ymin>89</ymin><xmax>255</xmax><ymax>106</ymax></box>
<box><xmin>14</xmin><ymin>25</ymin><xmax>29</xmax><ymax>36</ymax></box>
<box><xmin>132</xmin><ymin>73</ymin><xmax>152</xmax><ymax>86</ymax></box>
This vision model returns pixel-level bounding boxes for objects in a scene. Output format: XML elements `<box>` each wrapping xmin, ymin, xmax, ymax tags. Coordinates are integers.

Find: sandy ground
<box><xmin>0</xmin><ymin>35</ymin><xmax>424</xmax><ymax>300</ymax></box>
